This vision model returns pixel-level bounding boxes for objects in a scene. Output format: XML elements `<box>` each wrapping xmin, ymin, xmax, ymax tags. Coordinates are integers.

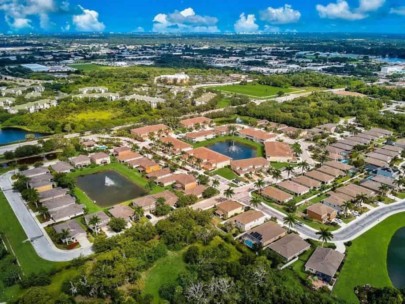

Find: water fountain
<box><xmin>105</xmin><ymin>176</ymin><xmax>115</xmax><ymax>186</ymax></box>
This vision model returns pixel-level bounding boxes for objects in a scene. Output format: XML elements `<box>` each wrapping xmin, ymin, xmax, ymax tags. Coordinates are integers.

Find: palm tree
<box><xmin>254</xmin><ymin>179</ymin><xmax>265</xmax><ymax>194</ymax></box>
<box><xmin>283</xmin><ymin>213</ymin><xmax>297</xmax><ymax>232</ymax></box>
<box><xmin>89</xmin><ymin>215</ymin><xmax>101</xmax><ymax>234</ymax></box>
<box><xmin>316</xmin><ymin>228</ymin><xmax>333</xmax><ymax>247</ymax></box>
<box><xmin>227</xmin><ymin>125</ymin><xmax>237</xmax><ymax>136</ymax></box>
<box><xmin>297</xmin><ymin>161</ymin><xmax>310</xmax><ymax>173</ymax></box>
<box><xmin>378</xmin><ymin>184</ymin><xmax>390</xmax><ymax>196</ymax></box>
<box><xmin>133</xmin><ymin>206</ymin><xmax>144</xmax><ymax>221</ymax></box>
<box><xmin>224</xmin><ymin>187</ymin><xmax>235</xmax><ymax>199</ymax></box>
<box><xmin>250</xmin><ymin>196</ymin><xmax>261</xmax><ymax>208</ymax></box>
<box><xmin>59</xmin><ymin>229</ymin><xmax>71</xmax><ymax>244</ymax></box>
<box><xmin>38</xmin><ymin>206</ymin><xmax>49</xmax><ymax>220</ymax></box>
<box><xmin>271</xmin><ymin>169</ymin><xmax>282</xmax><ymax>182</ymax></box>
<box><xmin>195</xmin><ymin>158</ymin><xmax>203</xmax><ymax>169</ymax></box>
<box><xmin>212</xmin><ymin>179</ymin><xmax>220</xmax><ymax>189</ymax></box>
<box><xmin>285</xmin><ymin>164</ymin><xmax>295</xmax><ymax>177</ymax></box>
<box><xmin>342</xmin><ymin>200</ymin><xmax>352</xmax><ymax>218</ymax></box>
<box><xmin>353</xmin><ymin>193</ymin><xmax>368</xmax><ymax>208</ymax></box>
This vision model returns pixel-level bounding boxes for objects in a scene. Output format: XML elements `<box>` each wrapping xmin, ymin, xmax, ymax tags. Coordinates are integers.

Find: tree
<box><xmin>297</xmin><ymin>161</ymin><xmax>310</xmax><ymax>173</ymax></box>
<box><xmin>19</xmin><ymin>287</ymin><xmax>53</xmax><ymax>304</ymax></box>
<box><xmin>271</xmin><ymin>169</ymin><xmax>282</xmax><ymax>181</ymax></box>
<box><xmin>292</xmin><ymin>143</ymin><xmax>302</xmax><ymax>156</ymax></box>
<box><xmin>38</xmin><ymin>206</ymin><xmax>49</xmax><ymax>220</ymax></box>
<box><xmin>58</xmin><ymin>229</ymin><xmax>71</xmax><ymax>244</ymax></box>
<box><xmin>146</xmin><ymin>180</ymin><xmax>156</xmax><ymax>191</ymax></box>
<box><xmin>197</xmin><ymin>174</ymin><xmax>209</xmax><ymax>185</ymax></box>
<box><xmin>88</xmin><ymin>215</ymin><xmax>101</xmax><ymax>234</ymax></box>
<box><xmin>353</xmin><ymin>193</ymin><xmax>368</xmax><ymax>208</ymax></box>
<box><xmin>224</xmin><ymin>187</ymin><xmax>235</xmax><ymax>199</ymax></box>
<box><xmin>212</xmin><ymin>179</ymin><xmax>220</xmax><ymax>188</ymax></box>
<box><xmin>316</xmin><ymin>227</ymin><xmax>333</xmax><ymax>246</ymax></box>
<box><xmin>250</xmin><ymin>196</ymin><xmax>261</xmax><ymax>208</ymax></box>
<box><xmin>285</xmin><ymin>164</ymin><xmax>295</xmax><ymax>177</ymax></box>
<box><xmin>283</xmin><ymin>213</ymin><xmax>297</xmax><ymax>232</ymax></box>
<box><xmin>13</xmin><ymin>175</ymin><xmax>29</xmax><ymax>192</ymax></box>
<box><xmin>342</xmin><ymin>200</ymin><xmax>352</xmax><ymax>218</ymax></box>
<box><xmin>254</xmin><ymin>179</ymin><xmax>265</xmax><ymax>194</ymax></box>
<box><xmin>227</xmin><ymin>124</ymin><xmax>237</xmax><ymax>136</ymax></box>
<box><xmin>53</xmin><ymin>173</ymin><xmax>75</xmax><ymax>190</ymax></box>
<box><xmin>133</xmin><ymin>206</ymin><xmax>144</xmax><ymax>221</ymax></box>
<box><xmin>22</xmin><ymin>188</ymin><xmax>39</xmax><ymax>208</ymax></box>
<box><xmin>108</xmin><ymin>218</ymin><xmax>127</xmax><ymax>232</ymax></box>
<box><xmin>202</xmin><ymin>187</ymin><xmax>219</xmax><ymax>199</ymax></box>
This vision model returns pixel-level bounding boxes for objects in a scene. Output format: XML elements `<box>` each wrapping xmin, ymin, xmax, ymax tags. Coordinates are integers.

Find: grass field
<box><xmin>333</xmin><ymin>212</ymin><xmax>405</xmax><ymax>303</ymax></box>
<box><xmin>213</xmin><ymin>167</ymin><xmax>238</xmax><ymax>180</ymax></box>
<box><xmin>142</xmin><ymin>250</ymin><xmax>186</xmax><ymax>303</ymax></box>
<box><xmin>216</xmin><ymin>98</ymin><xmax>231</xmax><ymax>108</ymax></box>
<box><xmin>70</xmin><ymin>110</ymin><xmax>117</xmax><ymax>122</ymax></box>
<box><xmin>0</xmin><ymin>192</ymin><xmax>65</xmax><ymax>302</ymax></box>
<box><xmin>193</xmin><ymin>135</ymin><xmax>264</xmax><ymax>157</ymax></box>
<box><xmin>214</xmin><ymin>83</ymin><xmax>299</xmax><ymax>98</ymax></box>
<box><xmin>69</xmin><ymin>162</ymin><xmax>165</xmax><ymax>213</ymax></box>
<box><xmin>68</xmin><ymin>63</ymin><xmax>111</xmax><ymax>72</ymax></box>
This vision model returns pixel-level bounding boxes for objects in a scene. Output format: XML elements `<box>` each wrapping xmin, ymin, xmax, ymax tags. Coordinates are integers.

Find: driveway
<box><xmin>0</xmin><ymin>171</ymin><xmax>93</xmax><ymax>262</ymax></box>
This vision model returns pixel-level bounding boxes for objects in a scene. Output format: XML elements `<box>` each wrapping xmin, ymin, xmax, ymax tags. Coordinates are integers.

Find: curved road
<box><xmin>0</xmin><ymin>171</ymin><xmax>93</xmax><ymax>262</ymax></box>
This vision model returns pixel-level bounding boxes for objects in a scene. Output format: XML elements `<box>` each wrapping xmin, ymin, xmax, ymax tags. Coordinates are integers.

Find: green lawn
<box><xmin>333</xmin><ymin>212</ymin><xmax>405</xmax><ymax>303</ymax></box>
<box><xmin>68</xmin><ymin>63</ymin><xmax>111</xmax><ymax>72</ymax></box>
<box><xmin>271</xmin><ymin>162</ymin><xmax>297</xmax><ymax>170</ymax></box>
<box><xmin>216</xmin><ymin>98</ymin><xmax>231</xmax><ymax>108</ymax></box>
<box><xmin>69</xmin><ymin>162</ymin><xmax>165</xmax><ymax>213</ymax></box>
<box><xmin>0</xmin><ymin>192</ymin><xmax>65</xmax><ymax>302</ymax></box>
<box><xmin>213</xmin><ymin>167</ymin><xmax>238</xmax><ymax>180</ymax></box>
<box><xmin>142</xmin><ymin>250</ymin><xmax>186</xmax><ymax>303</ymax></box>
<box><xmin>193</xmin><ymin>135</ymin><xmax>264</xmax><ymax>157</ymax></box>
<box><xmin>214</xmin><ymin>83</ymin><xmax>298</xmax><ymax>98</ymax></box>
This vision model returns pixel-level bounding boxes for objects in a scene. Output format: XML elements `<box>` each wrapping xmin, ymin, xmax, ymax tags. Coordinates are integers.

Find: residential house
<box><xmin>81</xmin><ymin>140</ymin><xmax>96</xmax><ymax>151</ymax></box>
<box><xmin>229</xmin><ymin>210</ymin><xmax>266</xmax><ymax>231</ymax></box>
<box><xmin>277</xmin><ymin>180</ymin><xmax>310</xmax><ymax>196</ymax></box>
<box><xmin>39</xmin><ymin>187</ymin><xmax>68</xmax><ymax>203</ymax></box>
<box><xmin>131</xmin><ymin>124</ymin><xmax>169</xmax><ymax>141</ymax></box>
<box><xmin>336</xmin><ymin>183</ymin><xmax>375</xmax><ymax>198</ymax></box>
<box><xmin>146</xmin><ymin>168</ymin><xmax>172</xmax><ymax>180</ymax></box>
<box><xmin>215</xmin><ymin>200</ymin><xmax>244</xmax><ymax>219</ymax></box>
<box><xmin>160</xmin><ymin>136</ymin><xmax>192</xmax><ymax>153</ymax></box>
<box><xmin>49</xmin><ymin>204</ymin><xmax>84</xmax><ymax>223</ymax></box>
<box><xmin>184</xmin><ymin>129</ymin><xmax>216</xmax><ymax>142</ymax></box>
<box><xmin>306</xmin><ymin>203</ymin><xmax>337</xmax><ymax>223</ymax></box>
<box><xmin>264</xmin><ymin>142</ymin><xmax>295</xmax><ymax>162</ymax></box>
<box><xmin>305</xmin><ymin>170</ymin><xmax>335</xmax><ymax>184</ymax></box>
<box><xmin>84</xmin><ymin>211</ymin><xmax>110</xmax><ymax>232</ymax></box>
<box><xmin>230</xmin><ymin>157</ymin><xmax>269</xmax><ymax>175</ymax></box>
<box><xmin>316</xmin><ymin>166</ymin><xmax>345</xmax><ymax>178</ymax></box>
<box><xmin>243</xmin><ymin>221</ymin><xmax>286</xmax><ymax>248</ymax></box>
<box><xmin>291</xmin><ymin>176</ymin><xmax>322</xmax><ymax>189</ymax></box>
<box><xmin>180</xmin><ymin>117</ymin><xmax>212</xmax><ymax>129</ymax></box>
<box><xmin>133</xmin><ymin>190</ymin><xmax>178</xmax><ymax>212</ymax></box>
<box><xmin>323</xmin><ymin>192</ymin><xmax>353</xmax><ymax>213</ymax></box>
<box><xmin>21</xmin><ymin>167</ymin><xmax>49</xmax><ymax>178</ymax></box>
<box><xmin>262</xmin><ymin>186</ymin><xmax>293</xmax><ymax>204</ymax></box>
<box><xmin>53</xmin><ymin>220</ymin><xmax>86</xmax><ymax>244</ymax></box>
<box><xmin>268</xmin><ymin>234</ymin><xmax>311</xmax><ymax>261</ymax></box>
<box><xmin>239</xmin><ymin>127</ymin><xmax>275</xmax><ymax>143</ymax></box>
<box><xmin>158</xmin><ymin>174</ymin><xmax>197</xmax><ymax>190</ymax></box>
<box><xmin>127</xmin><ymin>157</ymin><xmax>161</xmax><ymax>173</ymax></box>
<box><xmin>42</xmin><ymin>195</ymin><xmax>76</xmax><ymax>212</ymax></box>
<box><xmin>90</xmin><ymin>152</ymin><xmax>111</xmax><ymax>165</ymax></box>
<box><xmin>50</xmin><ymin>161</ymin><xmax>73</xmax><ymax>173</ymax></box>
<box><xmin>116</xmin><ymin>151</ymin><xmax>143</xmax><ymax>163</ymax></box>
<box><xmin>186</xmin><ymin>147</ymin><xmax>231</xmax><ymax>170</ymax></box>
<box><xmin>69</xmin><ymin>155</ymin><xmax>91</xmax><ymax>168</ymax></box>
<box><xmin>109</xmin><ymin>205</ymin><xmax>134</xmax><ymax>222</ymax></box>
<box><xmin>305</xmin><ymin>248</ymin><xmax>344</xmax><ymax>282</ymax></box>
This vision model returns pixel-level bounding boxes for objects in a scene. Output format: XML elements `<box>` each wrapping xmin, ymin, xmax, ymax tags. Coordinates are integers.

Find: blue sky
<box><xmin>0</xmin><ymin>0</ymin><xmax>404</xmax><ymax>34</ymax></box>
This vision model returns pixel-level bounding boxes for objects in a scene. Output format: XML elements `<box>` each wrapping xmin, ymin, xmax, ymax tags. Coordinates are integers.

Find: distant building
<box><xmin>155</xmin><ymin>72</ymin><xmax>190</xmax><ymax>85</ymax></box>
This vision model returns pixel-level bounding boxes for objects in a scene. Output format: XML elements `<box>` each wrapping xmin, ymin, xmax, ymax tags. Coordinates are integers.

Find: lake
<box><xmin>207</xmin><ymin>140</ymin><xmax>257</xmax><ymax>160</ymax></box>
<box><xmin>387</xmin><ymin>227</ymin><xmax>405</xmax><ymax>288</ymax></box>
<box><xmin>0</xmin><ymin>128</ymin><xmax>44</xmax><ymax>145</ymax></box>
<box><xmin>76</xmin><ymin>170</ymin><xmax>147</xmax><ymax>207</ymax></box>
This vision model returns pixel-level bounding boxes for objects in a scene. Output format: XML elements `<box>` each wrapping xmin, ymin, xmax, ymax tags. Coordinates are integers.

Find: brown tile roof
<box><xmin>326</xmin><ymin>146</ymin><xmax>346</xmax><ymax>155</ymax></box>
<box><xmin>268</xmin><ymin>234</ymin><xmax>310</xmax><ymax>260</ymax></box>
<box><xmin>117</xmin><ymin>151</ymin><xmax>142</xmax><ymax>162</ymax></box>
<box><xmin>264</xmin><ymin>142</ymin><xmax>294</xmax><ymax>158</ymax></box>
<box><xmin>331</xmin><ymin>143</ymin><xmax>354</xmax><ymax>151</ymax></box>
<box><xmin>128</xmin><ymin>157</ymin><xmax>158</xmax><ymax>169</ymax></box>
<box><xmin>184</xmin><ymin>129</ymin><xmax>215</xmax><ymax>140</ymax></box>
<box><xmin>278</xmin><ymin>180</ymin><xmax>310</xmax><ymax>195</ymax></box>
<box><xmin>324</xmin><ymin>161</ymin><xmax>353</xmax><ymax>171</ymax></box>
<box><xmin>160</xmin><ymin>136</ymin><xmax>192</xmax><ymax>151</ymax></box>
<box><xmin>152</xmin><ymin>190</ymin><xmax>179</xmax><ymax>207</ymax></box>
<box><xmin>187</xmin><ymin>147</ymin><xmax>231</xmax><ymax>164</ymax></box>
<box><xmin>159</xmin><ymin>174</ymin><xmax>196</xmax><ymax>187</ymax></box>
<box><xmin>262</xmin><ymin>186</ymin><xmax>293</xmax><ymax>202</ymax></box>
<box><xmin>131</xmin><ymin>124</ymin><xmax>169</xmax><ymax>137</ymax></box>
<box><xmin>364</xmin><ymin>157</ymin><xmax>389</xmax><ymax>168</ymax></box>
<box><xmin>292</xmin><ymin>176</ymin><xmax>322</xmax><ymax>188</ymax></box>
<box><xmin>113</xmin><ymin>146</ymin><xmax>131</xmax><ymax>155</ymax></box>
<box><xmin>239</xmin><ymin>128</ymin><xmax>275</xmax><ymax>141</ymax></box>
<box><xmin>180</xmin><ymin>116</ymin><xmax>211</xmax><ymax>128</ymax></box>
<box><xmin>216</xmin><ymin>200</ymin><xmax>244</xmax><ymax>213</ymax></box>
<box><xmin>90</xmin><ymin>152</ymin><xmax>110</xmax><ymax>161</ymax></box>
<box><xmin>369</xmin><ymin>128</ymin><xmax>393</xmax><ymax>136</ymax></box>
<box><xmin>109</xmin><ymin>205</ymin><xmax>134</xmax><ymax>220</ymax></box>
<box><xmin>316</xmin><ymin>165</ymin><xmax>345</xmax><ymax>178</ymax></box>
<box><xmin>373</xmin><ymin>148</ymin><xmax>399</xmax><ymax>158</ymax></box>
<box><xmin>372</xmin><ymin>175</ymin><xmax>395</xmax><ymax>187</ymax></box>
<box><xmin>184</xmin><ymin>185</ymin><xmax>207</xmax><ymax>197</ymax></box>
<box><xmin>70</xmin><ymin>155</ymin><xmax>91</xmax><ymax>165</ymax></box>
<box><xmin>366</xmin><ymin>152</ymin><xmax>392</xmax><ymax>162</ymax></box>
<box><xmin>336</xmin><ymin>183</ymin><xmax>375</xmax><ymax>198</ymax></box>
<box><xmin>325</xmin><ymin>192</ymin><xmax>353</xmax><ymax>206</ymax></box>
<box><xmin>307</xmin><ymin>203</ymin><xmax>335</xmax><ymax>216</ymax></box>
<box><xmin>230</xmin><ymin>210</ymin><xmax>265</xmax><ymax>225</ymax></box>
<box><xmin>360</xmin><ymin>180</ymin><xmax>383</xmax><ymax>192</ymax></box>
<box><xmin>146</xmin><ymin>168</ymin><xmax>172</xmax><ymax>179</ymax></box>
<box><xmin>381</xmin><ymin>145</ymin><xmax>402</xmax><ymax>152</ymax></box>
<box><xmin>230</xmin><ymin>157</ymin><xmax>268</xmax><ymax>170</ymax></box>
<box><xmin>305</xmin><ymin>248</ymin><xmax>344</xmax><ymax>277</ymax></box>
<box><xmin>50</xmin><ymin>161</ymin><xmax>73</xmax><ymax>173</ymax></box>
<box><xmin>245</xmin><ymin>221</ymin><xmax>286</xmax><ymax>244</ymax></box>
<box><xmin>305</xmin><ymin>170</ymin><xmax>335</xmax><ymax>183</ymax></box>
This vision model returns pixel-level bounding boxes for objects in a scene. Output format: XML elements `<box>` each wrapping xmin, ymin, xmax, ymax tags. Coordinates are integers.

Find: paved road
<box><xmin>0</xmin><ymin>171</ymin><xmax>93</xmax><ymax>262</ymax></box>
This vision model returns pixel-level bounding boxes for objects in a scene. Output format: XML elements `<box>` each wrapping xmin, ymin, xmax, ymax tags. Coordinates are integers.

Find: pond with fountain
<box><xmin>76</xmin><ymin>170</ymin><xmax>147</xmax><ymax>207</ymax></box>
<box><xmin>207</xmin><ymin>140</ymin><xmax>257</xmax><ymax>160</ymax></box>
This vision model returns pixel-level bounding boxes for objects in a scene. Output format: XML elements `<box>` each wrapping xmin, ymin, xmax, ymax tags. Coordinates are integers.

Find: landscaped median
<box><xmin>333</xmin><ymin>212</ymin><xmax>405</xmax><ymax>303</ymax></box>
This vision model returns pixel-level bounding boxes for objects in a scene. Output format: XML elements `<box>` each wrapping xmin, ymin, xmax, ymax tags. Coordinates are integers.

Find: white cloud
<box><xmin>263</xmin><ymin>25</ymin><xmax>280</xmax><ymax>33</ymax></box>
<box><xmin>0</xmin><ymin>0</ymin><xmax>66</xmax><ymax>30</ymax></box>
<box><xmin>358</xmin><ymin>0</ymin><xmax>385</xmax><ymax>13</ymax></box>
<box><xmin>152</xmin><ymin>7</ymin><xmax>219</xmax><ymax>33</ymax></box>
<box><xmin>73</xmin><ymin>5</ymin><xmax>105</xmax><ymax>32</ymax></box>
<box><xmin>316</xmin><ymin>0</ymin><xmax>385</xmax><ymax>20</ymax></box>
<box><xmin>260</xmin><ymin>5</ymin><xmax>301</xmax><ymax>24</ymax></box>
<box><xmin>390</xmin><ymin>6</ymin><xmax>405</xmax><ymax>16</ymax></box>
<box><xmin>234</xmin><ymin>13</ymin><xmax>259</xmax><ymax>33</ymax></box>
<box><xmin>316</xmin><ymin>0</ymin><xmax>366</xmax><ymax>20</ymax></box>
